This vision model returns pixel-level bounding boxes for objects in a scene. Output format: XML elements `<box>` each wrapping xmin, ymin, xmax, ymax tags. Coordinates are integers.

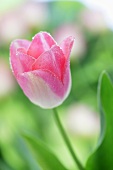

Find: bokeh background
<box><xmin>0</xmin><ymin>0</ymin><xmax>113</xmax><ymax>169</ymax></box>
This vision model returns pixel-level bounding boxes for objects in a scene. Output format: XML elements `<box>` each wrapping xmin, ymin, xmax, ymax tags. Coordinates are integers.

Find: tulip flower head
<box><xmin>10</xmin><ymin>32</ymin><xmax>74</xmax><ymax>108</ymax></box>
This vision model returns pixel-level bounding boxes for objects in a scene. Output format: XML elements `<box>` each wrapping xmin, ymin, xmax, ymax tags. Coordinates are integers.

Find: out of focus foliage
<box><xmin>0</xmin><ymin>1</ymin><xmax>113</xmax><ymax>170</ymax></box>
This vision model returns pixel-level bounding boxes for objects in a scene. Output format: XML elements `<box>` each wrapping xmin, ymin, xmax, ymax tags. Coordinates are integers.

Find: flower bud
<box><xmin>10</xmin><ymin>32</ymin><xmax>74</xmax><ymax>108</ymax></box>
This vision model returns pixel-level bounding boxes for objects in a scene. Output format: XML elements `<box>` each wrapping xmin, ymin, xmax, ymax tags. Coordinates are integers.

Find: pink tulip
<box><xmin>10</xmin><ymin>32</ymin><xmax>74</xmax><ymax>108</ymax></box>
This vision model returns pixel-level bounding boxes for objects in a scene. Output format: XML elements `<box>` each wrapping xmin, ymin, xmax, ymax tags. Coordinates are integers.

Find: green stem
<box><xmin>53</xmin><ymin>108</ymin><xmax>84</xmax><ymax>170</ymax></box>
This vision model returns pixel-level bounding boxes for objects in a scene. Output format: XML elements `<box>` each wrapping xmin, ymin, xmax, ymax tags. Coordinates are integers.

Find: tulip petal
<box><xmin>17</xmin><ymin>52</ymin><xmax>35</xmax><ymax>73</ymax></box>
<box><xmin>11</xmin><ymin>39</ymin><xmax>31</xmax><ymax>52</ymax></box>
<box><xmin>34</xmin><ymin>68</ymin><xmax>71</xmax><ymax>98</ymax></box>
<box><xmin>17</xmin><ymin>68</ymin><xmax>71</xmax><ymax>108</ymax></box>
<box><xmin>10</xmin><ymin>39</ymin><xmax>31</xmax><ymax>77</ymax></box>
<box><xmin>27</xmin><ymin>32</ymin><xmax>56</xmax><ymax>59</ymax></box>
<box><xmin>17</xmin><ymin>71</ymin><xmax>61</xmax><ymax>108</ymax></box>
<box><xmin>60</xmin><ymin>36</ymin><xmax>74</xmax><ymax>59</ymax></box>
<box><xmin>32</xmin><ymin>45</ymin><xmax>65</xmax><ymax>80</ymax></box>
<box><xmin>10</xmin><ymin>52</ymin><xmax>35</xmax><ymax>77</ymax></box>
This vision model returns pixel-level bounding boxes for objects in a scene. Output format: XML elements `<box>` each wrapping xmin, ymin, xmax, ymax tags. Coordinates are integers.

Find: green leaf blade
<box><xmin>86</xmin><ymin>72</ymin><xmax>113</xmax><ymax>170</ymax></box>
<box><xmin>23</xmin><ymin>133</ymin><xmax>68</xmax><ymax>170</ymax></box>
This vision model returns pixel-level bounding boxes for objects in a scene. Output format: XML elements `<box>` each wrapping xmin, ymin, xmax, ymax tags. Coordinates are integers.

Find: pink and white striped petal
<box><xmin>11</xmin><ymin>39</ymin><xmax>31</xmax><ymax>52</ymax></box>
<box><xmin>60</xmin><ymin>36</ymin><xmax>74</xmax><ymax>60</ymax></box>
<box><xmin>10</xmin><ymin>39</ymin><xmax>31</xmax><ymax>77</ymax></box>
<box><xmin>32</xmin><ymin>45</ymin><xmax>66</xmax><ymax>80</ymax></box>
<box><xmin>17</xmin><ymin>68</ymin><xmax>71</xmax><ymax>108</ymax></box>
<box><xmin>17</xmin><ymin>52</ymin><xmax>35</xmax><ymax>73</ymax></box>
<box><xmin>27</xmin><ymin>32</ymin><xmax>56</xmax><ymax>59</ymax></box>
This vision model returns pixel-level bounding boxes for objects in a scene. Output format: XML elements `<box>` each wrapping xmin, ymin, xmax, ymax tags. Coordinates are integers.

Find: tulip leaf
<box><xmin>86</xmin><ymin>71</ymin><xmax>113</xmax><ymax>170</ymax></box>
<box><xmin>23</xmin><ymin>132</ymin><xmax>68</xmax><ymax>170</ymax></box>
<box><xmin>15</xmin><ymin>135</ymin><xmax>41</xmax><ymax>170</ymax></box>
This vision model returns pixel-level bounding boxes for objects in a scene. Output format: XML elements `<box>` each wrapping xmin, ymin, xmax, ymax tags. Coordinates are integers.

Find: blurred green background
<box><xmin>0</xmin><ymin>0</ymin><xmax>113</xmax><ymax>170</ymax></box>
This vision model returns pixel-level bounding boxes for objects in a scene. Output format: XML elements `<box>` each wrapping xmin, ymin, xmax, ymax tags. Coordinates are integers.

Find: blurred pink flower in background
<box><xmin>0</xmin><ymin>10</ymin><xmax>27</xmax><ymax>44</ymax></box>
<box><xmin>80</xmin><ymin>9</ymin><xmax>107</xmax><ymax>33</ymax></box>
<box><xmin>0</xmin><ymin>58</ymin><xmax>15</xmax><ymax>97</ymax></box>
<box><xmin>65</xmin><ymin>104</ymin><xmax>100</xmax><ymax>138</ymax></box>
<box><xmin>0</xmin><ymin>1</ymin><xmax>49</xmax><ymax>44</ymax></box>
<box><xmin>54</xmin><ymin>23</ymin><xmax>86</xmax><ymax>60</ymax></box>
<box><xmin>10</xmin><ymin>32</ymin><xmax>74</xmax><ymax>108</ymax></box>
<box><xmin>0</xmin><ymin>10</ymin><xmax>27</xmax><ymax>43</ymax></box>
<box><xmin>20</xmin><ymin>1</ymin><xmax>49</xmax><ymax>29</ymax></box>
